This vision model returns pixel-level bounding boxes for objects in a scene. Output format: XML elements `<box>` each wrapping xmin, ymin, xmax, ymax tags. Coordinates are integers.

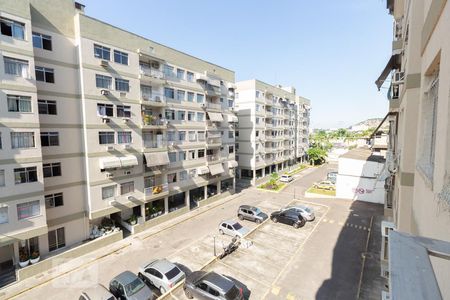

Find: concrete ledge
<box><xmin>17</xmin><ymin>230</ymin><xmax>123</xmax><ymax>281</ymax></box>
<box><xmin>134</xmin><ymin>206</ymin><xmax>190</xmax><ymax>234</ymax></box>
<box><xmin>199</xmin><ymin>191</ymin><xmax>233</xmax><ymax>207</ymax></box>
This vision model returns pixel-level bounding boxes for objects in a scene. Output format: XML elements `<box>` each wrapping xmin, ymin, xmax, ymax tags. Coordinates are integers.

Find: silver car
<box><xmin>138</xmin><ymin>259</ymin><xmax>185</xmax><ymax>294</ymax></box>
<box><xmin>218</xmin><ymin>221</ymin><xmax>250</xmax><ymax>238</ymax></box>
<box><xmin>237</xmin><ymin>205</ymin><xmax>268</xmax><ymax>224</ymax></box>
<box><xmin>80</xmin><ymin>284</ymin><xmax>116</xmax><ymax>300</ymax></box>
<box><xmin>283</xmin><ymin>205</ymin><xmax>315</xmax><ymax>221</ymax></box>
<box><xmin>109</xmin><ymin>271</ymin><xmax>153</xmax><ymax>300</ymax></box>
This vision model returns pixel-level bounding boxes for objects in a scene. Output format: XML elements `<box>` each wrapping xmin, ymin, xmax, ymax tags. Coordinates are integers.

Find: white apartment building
<box><xmin>235</xmin><ymin>80</ymin><xmax>310</xmax><ymax>184</ymax></box>
<box><xmin>0</xmin><ymin>0</ymin><xmax>237</xmax><ymax>283</ymax></box>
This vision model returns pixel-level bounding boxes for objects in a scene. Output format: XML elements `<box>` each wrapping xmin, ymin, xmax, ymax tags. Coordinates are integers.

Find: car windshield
<box><xmin>299</xmin><ymin>206</ymin><xmax>311</xmax><ymax>213</ymax></box>
<box><xmin>233</xmin><ymin>223</ymin><xmax>243</xmax><ymax>230</ymax></box>
<box><xmin>225</xmin><ymin>285</ymin><xmax>240</xmax><ymax>299</ymax></box>
<box><xmin>165</xmin><ymin>266</ymin><xmax>181</xmax><ymax>280</ymax></box>
<box><xmin>125</xmin><ymin>278</ymin><xmax>145</xmax><ymax>296</ymax></box>
<box><xmin>253</xmin><ymin>208</ymin><xmax>261</xmax><ymax>215</ymax></box>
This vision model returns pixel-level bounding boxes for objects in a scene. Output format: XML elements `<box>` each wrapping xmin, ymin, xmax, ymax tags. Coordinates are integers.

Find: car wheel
<box><xmin>272</xmin><ymin>217</ymin><xmax>278</xmax><ymax>223</ymax></box>
<box><xmin>293</xmin><ymin>223</ymin><xmax>300</xmax><ymax>229</ymax></box>
<box><xmin>238</xmin><ymin>214</ymin><xmax>244</xmax><ymax>220</ymax></box>
<box><xmin>255</xmin><ymin>219</ymin><xmax>261</xmax><ymax>224</ymax></box>
<box><xmin>184</xmin><ymin>288</ymin><xmax>193</xmax><ymax>299</ymax></box>
<box><xmin>160</xmin><ymin>286</ymin><xmax>166</xmax><ymax>294</ymax></box>
<box><xmin>219</xmin><ymin>229</ymin><xmax>224</xmax><ymax>235</ymax></box>
<box><xmin>299</xmin><ymin>220</ymin><xmax>306</xmax><ymax>227</ymax></box>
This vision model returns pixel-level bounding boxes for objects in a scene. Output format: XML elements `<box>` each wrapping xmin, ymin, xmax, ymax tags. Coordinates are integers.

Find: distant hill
<box><xmin>349</xmin><ymin>118</ymin><xmax>388</xmax><ymax>131</ymax></box>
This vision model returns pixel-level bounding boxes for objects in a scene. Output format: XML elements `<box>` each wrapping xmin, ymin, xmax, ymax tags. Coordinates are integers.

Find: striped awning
<box><xmin>120</xmin><ymin>156</ymin><xmax>138</xmax><ymax>168</ymax></box>
<box><xmin>209</xmin><ymin>163</ymin><xmax>225</xmax><ymax>176</ymax></box>
<box><xmin>144</xmin><ymin>152</ymin><xmax>170</xmax><ymax>167</ymax></box>
<box><xmin>99</xmin><ymin>157</ymin><xmax>122</xmax><ymax>169</ymax></box>
<box><xmin>208</xmin><ymin>112</ymin><xmax>223</xmax><ymax>122</ymax></box>
<box><xmin>197</xmin><ymin>166</ymin><xmax>210</xmax><ymax>175</ymax></box>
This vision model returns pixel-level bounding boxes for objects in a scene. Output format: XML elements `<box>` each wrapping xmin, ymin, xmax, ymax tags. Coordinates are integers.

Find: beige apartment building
<box><xmin>376</xmin><ymin>0</ymin><xmax>450</xmax><ymax>299</ymax></box>
<box><xmin>0</xmin><ymin>0</ymin><xmax>237</xmax><ymax>283</ymax></box>
<box><xmin>235</xmin><ymin>80</ymin><xmax>310</xmax><ymax>185</ymax></box>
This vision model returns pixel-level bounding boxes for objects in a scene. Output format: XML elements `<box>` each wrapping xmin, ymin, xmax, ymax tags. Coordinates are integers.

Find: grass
<box><xmin>284</xmin><ymin>164</ymin><xmax>308</xmax><ymax>176</ymax></box>
<box><xmin>258</xmin><ymin>182</ymin><xmax>286</xmax><ymax>192</ymax></box>
<box><xmin>306</xmin><ymin>187</ymin><xmax>336</xmax><ymax>196</ymax></box>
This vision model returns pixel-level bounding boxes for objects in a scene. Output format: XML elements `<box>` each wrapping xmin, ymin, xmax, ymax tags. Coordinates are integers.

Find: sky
<box><xmin>81</xmin><ymin>0</ymin><xmax>392</xmax><ymax>129</ymax></box>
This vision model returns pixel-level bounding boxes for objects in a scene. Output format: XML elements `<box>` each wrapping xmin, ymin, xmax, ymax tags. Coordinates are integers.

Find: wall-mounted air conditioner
<box><xmin>106</xmin><ymin>145</ymin><xmax>114</xmax><ymax>151</ymax></box>
<box><xmin>100</xmin><ymin>60</ymin><xmax>109</xmax><ymax>67</ymax></box>
<box><xmin>106</xmin><ymin>172</ymin><xmax>114</xmax><ymax>178</ymax></box>
<box><xmin>120</xmin><ymin>92</ymin><xmax>127</xmax><ymax>97</ymax></box>
<box><xmin>124</xmin><ymin>170</ymin><xmax>131</xmax><ymax>175</ymax></box>
<box><xmin>155</xmin><ymin>96</ymin><xmax>161</xmax><ymax>102</ymax></box>
<box><xmin>122</xmin><ymin>117</ymin><xmax>130</xmax><ymax>123</ymax></box>
<box><xmin>123</xmin><ymin>144</ymin><xmax>131</xmax><ymax>149</ymax></box>
<box><xmin>101</xmin><ymin>89</ymin><xmax>109</xmax><ymax>96</ymax></box>
<box><xmin>101</xmin><ymin>116</ymin><xmax>110</xmax><ymax>123</ymax></box>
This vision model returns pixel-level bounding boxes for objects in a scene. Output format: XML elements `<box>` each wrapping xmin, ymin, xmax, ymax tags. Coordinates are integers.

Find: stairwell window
<box><xmin>38</xmin><ymin>100</ymin><xmax>57</xmax><ymax>115</ymax></box>
<box><xmin>115</xmin><ymin>78</ymin><xmax>129</xmax><ymax>92</ymax></box>
<box><xmin>32</xmin><ymin>32</ymin><xmax>52</xmax><ymax>50</ymax></box>
<box><xmin>35</xmin><ymin>66</ymin><xmax>54</xmax><ymax>83</ymax></box>
<box><xmin>45</xmin><ymin>193</ymin><xmax>63</xmax><ymax>208</ymax></box>
<box><xmin>14</xmin><ymin>167</ymin><xmax>37</xmax><ymax>184</ymax></box>
<box><xmin>7</xmin><ymin>95</ymin><xmax>31</xmax><ymax>112</ymax></box>
<box><xmin>0</xmin><ymin>17</ymin><xmax>24</xmax><ymax>39</ymax></box>
<box><xmin>40</xmin><ymin>132</ymin><xmax>59</xmax><ymax>146</ymax></box>
<box><xmin>11</xmin><ymin>132</ymin><xmax>34</xmax><ymax>149</ymax></box>
<box><xmin>43</xmin><ymin>162</ymin><xmax>61</xmax><ymax>178</ymax></box>
<box><xmin>17</xmin><ymin>200</ymin><xmax>40</xmax><ymax>220</ymax></box>
<box><xmin>94</xmin><ymin>44</ymin><xmax>110</xmax><ymax>60</ymax></box>
<box><xmin>96</xmin><ymin>74</ymin><xmax>112</xmax><ymax>89</ymax></box>
<box><xmin>113</xmin><ymin>50</ymin><xmax>128</xmax><ymax>65</ymax></box>
<box><xmin>4</xmin><ymin>57</ymin><xmax>29</xmax><ymax>78</ymax></box>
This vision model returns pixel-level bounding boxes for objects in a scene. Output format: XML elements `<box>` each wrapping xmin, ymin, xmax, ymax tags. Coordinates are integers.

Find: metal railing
<box><xmin>139</xmin><ymin>65</ymin><xmax>165</xmax><ymax>79</ymax></box>
<box><xmin>206</xmin><ymin>102</ymin><xmax>222</xmax><ymax>110</ymax></box>
<box><xmin>207</xmin><ymin>137</ymin><xmax>222</xmax><ymax>145</ymax></box>
<box><xmin>144</xmin><ymin>183</ymin><xmax>168</xmax><ymax>197</ymax></box>
<box><xmin>141</xmin><ymin>92</ymin><xmax>166</xmax><ymax>104</ymax></box>
<box><xmin>206</xmin><ymin>154</ymin><xmax>221</xmax><ymax>162</ymax></box>
<box><xmin>143</xmin><ymin>140</ymin><xmax>167</xmax><ymax>148</ymax></box>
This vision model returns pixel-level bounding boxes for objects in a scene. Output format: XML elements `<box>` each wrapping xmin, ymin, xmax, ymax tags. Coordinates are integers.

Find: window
<box><xmin>229</xmin><ymin>145</ymin><xmax>234</xmax><ymax>154</ymax></box>
<box><xmin>198</xmin><ymin>149</ymin><xmax>205</xmax><ymax>158</ymax></box>
<box><xmin>113</xmin><ymin>50</ymin><xmax>128</xmax><ymax>65</ymax></box>
<box><xmin>35</xmin><ymin>66</ymin><xmax>54</xmax><ymax>83</ymax></box>
<box><xmin>0</xmin><ymin>133</ymin><xmax>2</xmax><ymax>149</ymax></box>
<box><xmin>197</xmin><ymin>112</ymin><xmax>204</xmax><ymax>122</ymax></box>
<box><xmin>32</xmin><ymin>32</ymin><xmax>52</xmax><ymax>50</ymax></box>
<box><xmin>177</xmin><ymin>90</ymin><xmax>185</xmax><ymax>101</ymax></box>
<box><xmin>164</xmin><ymin>87</ymin><xmax>175</xmax><ymax>99</ymax></box>
<box><xmin>17</xmin><ymin>200</ymin><xmax>40</xmax><ymax>220</ymax></box>
<box><xmin>196</xmin><ymin>94</ymin><xmax>204</xmax><ymax>103</ymax></box>
<box><xmin>177</xmin><ymin>69</ymin><xmax>185</xmax><ymax>80</ymax></box>
<box><xmin>168</xmin><ymin>152</ymin><xmax>177</xmax><ymax>163</ymax></box>
<box><xmin>0</xmin><ymin>207</ymin><xmax>7</xmax><ymax>224</ymax></box>
<box><xmin>187</xmin><ymin>71</ymin><xmax>194</xmax><ymax>82</ymax></box>
<box><xmin>48</xmin><ymin>227</ymin><xmax>65</xmax><ymax>251</ymax></box>
<box><xmin>187</xmin><ymin>111</ymin><xmax>195</xmax><ymax>121</ymax></box>
<box><xmin>178</xmin><ymin>131</ymin><xmax>186</xmax><ymax>141</ymax></box>
<box><xmin>187</xmin><ymin>92</ymin><xmax>194</xmax><ymax>102</ymax></box>
<box><xmin>167</xmin><ymin>131</ymin><xmax>176</xmax><ymax>142</ymax></box>
<box><xmin>179</xmin><ymin>170</ymin><xmax>188</xmax><ymax>181</ymax></box>
<box><xmin>4</xmin><ymin>57</ymin><xmax>29</xmax><ymax>77</ymax></box>
<box><xmin>256</xmin><ymin>117</ymin><xmax>260</xmax><ymax>124</ymax></box>
<box><xmin>256</xmin><ymin>91</ymin><xmax>261</xmax><ymax>98</ymax></box>
<box><xmin>198</xmin><ymin>131</ymin><xmax>205</xmax><ymax>141</ymax></box>
<box><xmin>165</xmin><ymin>109</ymin><xmax>175</xmax><ymax>120</ymax></box>
<box><xmin>188</xmin><ymin>131</ymin><xmax>196</xmax><ymax>142</ymax></box>
<box><xmin>179</xmin><ymin>151</ymin><xmax>186</xmax><ymax>161</ymax></box>
<box><xmin>167</xmin><ymin>173</ymin><xmax>177</xmax><ymax>183</ymax></box>
<box><xmin>41</xmin><ymin>132</ymin><xmax>59</xmax><ymax>147</ymax></box>
<box><xmin>94</xmin><ymin>44</ymin><xmax>110</xmax><ymax>60</ymax></box>
<box><xmin>102</xmin><ymin>185</ymin><xmax>116</xmax><ymax>200</ymax></box>
<box><xmin>177</xmin><ymin>111</ymin><xmax>185</xmax><ymax>121</ymax></box>
<box><xmin>117</xmin><ymin>131</ymin><xmax>132</xmax><ymax>144</ymax></box>
<box><xmin>120</xmin><ymin>181</ymin><xmax>134</xmax><ymax>195</ymax></box>
<box><xmin>96</xmin><ymin>74</ymin><xmax>112</xmax><ymax>89</ymax></box>
<box><xmin>97</xmin><ymin>103</ymin><xmax>114</xmax><ymax>117</ymax></box>
<box><xmin>115</xmin><ymin>78</ymin><xmax>129</xmax><ymax>92</ymax></box>
<box><xmin>0</xmin><ymin>17</ymin><xmax>24</xmax><ymax>39</ymax></box>
<box><xmin>189</xmin><ymin>168</ymin><xmax>197</xmax><ymax>177</ymax></box>
<box><xmin>38</xmin><ymin>100</ymin><xmax>57</xmax><ymax>115</ymax></box>
<box><xmin>228</xmin><ymin>131</ymin><xmax>234</xmax><ymax>139</ymax></box>
<box><xmin>14</xmin><ymin>167</ymin><xmax>37</xmax><ymax>184</ymax></box>
<box><xmin>11</xmin><ymin>132</ymin><xmax>34</xmax><ymax>149</ymax></box>
<box><xmin>7</xmin><ymin>95</ymin><xmax>31</xmax><ymax>112</ymax></box>
<box><xmin>163</xmin><ymin>65</ymin><xmax>174</xmax><ymax>77</ymax></box>
<box><xmin>0</xmin><ymin>170</ymin><xmax>4</xmax><ymax>187</ymax></box>
<box><xmin>236</xmin><ymin>143</ymin><xmax>239</xmax><ymax>150</ymax></box>
<box><xmin>189</xmin><ymin>150</ymin><xmax>195</xmax><ymax>159</ymax></box>
<box><xmin>228</xmin><ymin>100</ymin><xmax>234</xmax><ymax>108</ymax></box>
<box><xmin>117</xmin><ymin>105</ymin><xmax>131</xmax><ymax>118</ymax></box>
<box><xmin>45</xmin><ymin>193</ymin><xmax>63</xmax><ymax>208</ymax></box>
<box><xmin>43</xmin><ymin>162</ymin><xmax>61</xmax><ymax>178</ymax></box>
<box><xmin>99</xmin><ymin>132</ymin><xmax>115</xmax><ymax>144</ymax></box>
<box><xmin>255</xmin><ymin>131</ymin><xmax>259</xmax><ymax>137</ymax></box>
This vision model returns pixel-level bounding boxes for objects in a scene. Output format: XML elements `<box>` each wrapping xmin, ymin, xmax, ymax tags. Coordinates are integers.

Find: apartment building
<box><xmin>235</xmin><ymin>80</ymin><xmax>310</xmax><ymax>185</ymax></box>
<box><xmin>0</xmin><ymin>0</ymin><xmax>237</xmax><ymax>281</ymax></box>
<box><xmin>376</xmin><ymin>0</ymin><xmax>450</xmax><ymax>299</ymax></box>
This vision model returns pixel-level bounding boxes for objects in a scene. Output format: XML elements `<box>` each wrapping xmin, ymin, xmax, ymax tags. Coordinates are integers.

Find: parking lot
<box><xmin>166</xmin><ymin>200</ymin><xmax>328</xmax><ymax>300</ymax></box>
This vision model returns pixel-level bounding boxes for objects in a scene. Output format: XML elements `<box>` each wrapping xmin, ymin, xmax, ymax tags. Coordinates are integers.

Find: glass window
<box><xmin>97</xmin><ymin>103</ymin><xmax>114</xmax><ymax>117</ymax></box>
<box><xmin>120</xmin><ymin>181</ymin><xmax>134</xmax><ymax>195</ymax></box>
<box><xmin>228</xmin><ymin>131</ymin><xmax>234</xmax><ymax>139</ymax></box>
<box><xmin>117</xmin><ymin>105</ymin><xmax>131</xmax><ymax>118</ymax></box>
<box><xmin>94</xmin><ymin>44</ymin><xmax>110</xmax><ymax>60</ymax></box>
<box><xmin>35</xmin><ymin>66</ymin><xmax>54</xmax><ymax>83</ymax></box>
<box><xmin>4</xmin><ymin>57</ymin><xmax>29</xmax><ymax>78</ymax></box>
<box><xmin>229</xmin><ymin>145</ymin><xmax>234</xmax><ymax>153</ymax></box>
<box><xmin>96</xmin><ymin>74</ymin><xmax>112</xmax><ymax>89</ymax></box>
<box><xmin>38</xmin><ymin>100</ymin><xmax>57</xmax><ymax>115</ymax></box>
<box><xmin>198</xmin><ymin>131</ymin><xmax>205</xmax><ymax>141</ymax></box>
<box><xmin>165</xmin><ymin>109</ymin><xmax>175</xmax><ymax>120</ymax></box>
<box><xmin>167</xmin><ymin>173</ymin><xmax>177</xmax><ymax>183</ymax></box>
<box><xmin>187</xmin><ymin>71</ymin><xmax>194</xmax><ymax>82</ymax></box>
<box><xmin>189</xmin><ymin>150</ymin><xmax>195</xmax><ymax>159</ymax></box>
<box><xmin>228</xmin><ymin>100</ymin><xmax>234</xmax><ymax>108</ymax></box>
<box><xmin>177</xmin><ymin>111</ymin><xmax>185</xmax><ymax>121</ymax></box>
<box><xmin>0</xmin><ymin>207</ymin><xmax>7</xmax><ymax>224</ymax></box>
<box><xmin>188</xmin><ymin>131</ymin><xmax>196</xmax><ymax>142</ymax></box>
<box><xmin>164</xmin><ymin>88</ymin><xmax>175</xmax><ymax>99</ymax></box>
<box><xmin>45</xmin><ymin>193</ymin><xmax>63</xmax><ymax>208</ymax></box>
<box><xmin>179</xmin><ymin>170</ymin><xmax>188</xmax><ymax>181</ymax></box>
<box><xmin>187</xmin><ymin>92</ymin><xmax>194</xmax><ymax>102</ymax></box>
<box><xmin>11</xmin><ymin>132</ymin><xmax>35</xmax><ymax>149</ymax></box>
<box><xmin>48</xmin><ymin>227</ymin><xmax>65</xmax><ymax>251</ymax></box>
<box><xmin>113</xmin><ymin>50</ymin><xmax>128</xmax><ymax>65</ymax></box>
<box><xmin>179</xmin><ymin>151</ymin><xmax>186</xmax><ymax>161</ymax></box>
<box><xmin>17</xmin><ymin>200</ymin><xmax>40</xmax><ymax>220</ymax></box>
<box><xmin>198</xmin><ymin>149</ymin><xmax>205</xmax><ymax>158</ymax></box>
<box><xmin>117</xmin><ymin>131</ymin><xmax>132</xmax><ymax>144</ymax></box>
<box><xmin>32</xmin><ymin>32</ymin><xmax>52</xmax><ymax>50</ymax></box>
<box><xmin>163</xmin><ymin>65</ymin><xmax>174</xmax><ymax>78</ymax></box>
<box><xmin>0</xmin><ymin>17</ymin><xmax>24</xmax><ymax>39</ymax></box>
<box><xmin>40</xmin><ymin>132</ymin><xmax>59</xmax><ymax>147</ymax></box>
<box><xmin>7</xmin><ymin>95</ymin><xmax>31</xmax><ymax>112</ymax></box>
<box><xmin>178</xmin><ymin>131</ymin><xmax>186</xmax><ymax>141</ymax></box>
<box><xmin>177</xmin><ymin>90</ymin><xmax>185</xmax><ymax>101</ymax></box>
<box><xmin>167</xmin><ymin>131</ymin><xmax>176</xmax><ymax>142</ymax></box>
<box><xmin>102</xmin><ymin>185</ymin><xmax>116</xmax><ymax>200</ymax></box>
<box><xmin>168</xmin><ymin>152</ymin><xmax>176</xmax><ymax>162</ymax></box>
<box><xmin>187</xmin><ymin>111</ymin><xmax>195</xmax><ymax>121</ymax></box>
<box><xmin>115</xmin><ymin>78</ymin><xmax>129</xmax><ymax>92</ymax></box>
<box><xmin>14</xmin><ymin>167</ymin><xmax>37</xmax><ymax>184</ymax></box>
<box><xmin>176</xmin><ymin>69</ymin><xmax>185</xmax><ymax>80</ymax></box>
<box><xmin>196</xmin><ymin>112</ymin><xmax>204</xmax><ymax>122</ymax></box>
<box><xmin>0</xmin><ymin>170</ymin><xmax>5</xmax><ymax>187</ymax></box>
<box><xmin>98</xmin><ymin>132</ymin><xmax>115</xmax><ymax>144</ymax></box>
<box><xmin>196</xmin><ymin>94</ymin><xmax>204</xmax><ymax>103</ymax></box>
<box><xmin>43</xmin><ymin>162</ymin><xmax>61</xmax><ymax>178</ymax></box>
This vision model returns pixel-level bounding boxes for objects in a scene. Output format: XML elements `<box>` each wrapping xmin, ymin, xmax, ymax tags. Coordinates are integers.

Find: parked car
<box><xmin>279</xmin><ymin>174</ymin><xmax>294</xmax><ymax>183</ymax></box>
<box><xmin>237</xmin><ymin>205</ymin><xmax>268</xmax><ymax>224</ymax></box>
<box><xmin>313</xmin><ymin>180</ymin><xmax>336</xmax><ymax>191</ymax></box>
<box><xmin>270</xmin><ymin>209</ymin><xmax>306</xmax><ymax>228</ymax></box>
<box><xmin>184</xmin><ymin>271</ymin><xmax>244</xmax><ymax>300</ymax></box>
<box><xmin>80</xmin><ymin>284</ymin><xmax>116</xmax><ymax>300</ymax></box>
<box><xmin>138</xmin><ymin>259</ymin><xmax>185</xmax><ymax>294</ymax></box>
<box><xmin>109</xmin><ymin>271</ymin><xmax>153</xmax><ymax>300</ymax></box>
<box><xmin>218</xmin><ymin>221</ymin><xmax>250</xmax><ymax>238</ymax></box>
<box><xmin>282</xmin><ymin>205</ymin><xmax>315</xmax><ymax>221</ymax></box>
<box><xmin>327</xmin><ymin>171</ymin><xmax>338</xmax><ymax>183</ymax></box>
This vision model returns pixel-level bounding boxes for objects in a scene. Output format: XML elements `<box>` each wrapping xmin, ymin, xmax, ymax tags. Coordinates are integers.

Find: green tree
<box><xmin>268</xmin><ymin>172</ymin><xmax>279</xmax><ymax>186</ymax></box>
<box><xmin>307</xmin><ymin>147</ymin><xmax>327</xmax><ymax>165</ymax></box>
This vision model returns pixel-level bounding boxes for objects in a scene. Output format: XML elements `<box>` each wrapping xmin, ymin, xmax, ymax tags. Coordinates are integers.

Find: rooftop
<box><xmin>340</xmin><ymin>148</ymin><xmax>385</xmax><ymax>163</ymax></box>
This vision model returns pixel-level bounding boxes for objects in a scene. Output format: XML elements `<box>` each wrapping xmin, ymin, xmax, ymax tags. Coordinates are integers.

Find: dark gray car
<box><xmin>109</xmin><ymin>271</ymin><xmax>153</xmax><ymax>300</ymax></box>
<box><xmin>184</xmin><ymin>271</ymin><xmax>243</xmax><ymax>300</ymax></box>
<box><xmin>237</xmin><ymin>205</ymin><xmax>268</xmax><ymax>224</ymax></box>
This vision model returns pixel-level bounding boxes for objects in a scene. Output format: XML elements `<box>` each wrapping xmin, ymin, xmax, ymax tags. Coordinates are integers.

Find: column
<box><xmin>185</xmin><ymin>191</ymin><xmax>190</xmax><ymax>208</ymax></box>
<box><xmin>233</xmin><ymin>176</ymin><xmax>236</xmax><ymax>191</ymax></box>
<box><xmin>252</xmin><ymin>168</ymin><xmax>257</xmax><ymax>186</ymax></box>
<box><xmin>217</xmin><ymin>180</ymin><xmax>221</xmax><ymax>195</ymax></box>
<box><xmin>262</xmin><ymin>167</ymin><xmax>266</xmax><ymax>177</ymax></box>
<box><xmin>164</xmin><ymin>197</ymin><xmax>169</xmax><ymax>214</ymax></box>
<box><xmin>140</xmin><ymin>204</ymin><xmax>146</xmax><ymax>222</ymax></box>
<box><xmin>204</xmin><ymin>185</ymin><xmax>208</xmax><ymax>199</ymax></box>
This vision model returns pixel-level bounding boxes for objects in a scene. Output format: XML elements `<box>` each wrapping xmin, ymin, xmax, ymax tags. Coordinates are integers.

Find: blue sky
<box><xmin>82</xmin><ymin>0</ymin><xmax>392</xmax><ymax>129</ymax></box>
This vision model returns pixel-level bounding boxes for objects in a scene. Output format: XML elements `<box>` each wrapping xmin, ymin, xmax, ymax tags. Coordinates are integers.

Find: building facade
<box><xmin>0</xmin><ymin>0</ymin><xmax>237</xmax><ymax>277</ymax></box>
<box><xmin>376</xmin><ymin>0</ymin><xmax>450</xmax><ymax>298</ymax></box>
<box><xmin>235</xmin><ymin>80</ymin><xmax>310</xmax><ymax>184</ymax></box>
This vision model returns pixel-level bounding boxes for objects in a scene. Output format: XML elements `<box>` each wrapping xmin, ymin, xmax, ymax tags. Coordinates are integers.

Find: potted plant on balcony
<box><xmin>18</xmin><ymin>248</ymin><xmax>30</xmax><ymax>268</ymax></box>
<box><xmin>30</xmin><ymin>250</ymin><xmax>40</xmax><ymax>264</ymax></box>
<box><xmin>144</xmin><ymin>115</ymin><xmax>153</xmax><ymax>125</ymax></box>
<box><xmin>129</xmin><ymin>214</ymin><xmax>137</xmax><ymax>225</ymax></box>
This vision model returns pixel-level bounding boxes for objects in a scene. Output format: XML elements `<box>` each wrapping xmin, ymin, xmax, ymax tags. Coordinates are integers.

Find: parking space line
<box><xmin>234</xmin><ymin>248</ymin><xmax>284</xmax><ymax>270</ymax></box>
<box><xmin>286</xmin><ymin>292</ymin><xmax>296</xmax><ymax>300</ymax></box>
<box><xmin>169</xmin><ymin>292</ymin><xmax>180</xmax><ymax>300</ymax></box>
<box><xmin>216</xmin><ymin>260</ymin><xmax>271</xmax><ymax>287</ymax></box>
<box><xmin>271</xmin><ymin>286</ymin><xmax>281</xmax><ymax>295</ymax></box>
<box><xmin>245</xmin><ymin>238</ymin><xmax>293</xmax><ymax>257</ymax></box>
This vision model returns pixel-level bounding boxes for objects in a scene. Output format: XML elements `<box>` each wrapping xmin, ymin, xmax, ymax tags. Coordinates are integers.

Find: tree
<box><xmin>307</xmin><ymin>147</ymin><xmax>327</xmax><ymax>165</ymax></box>
<box><xmin>268</xmin><ymin>172</ymin><xmax>279</xmax><ymax>186</ymax></box>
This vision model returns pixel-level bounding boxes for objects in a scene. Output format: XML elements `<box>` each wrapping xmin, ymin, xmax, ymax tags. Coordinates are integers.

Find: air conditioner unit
<box><xmin>101</xmin><ymin>116</ymin><xmax>110</xmax><ymax>123</ymax></box>
<box><xmin>123</xmin><ymin>144</ymin><xmax>131</xmax><ymax>149</ymax></box>
<box><xmin>122</xmin><ymin>117</ymin><xmax>130</xmax><ymax>123</ymax></box>
<box><xmin>142</xmin><ymin>95</ymin><xmax>149</xmax><ymax>101</ymax></box>
<box><xmin>106</xmin><ymin>145</ymin><xmax>114</xmax><ymax>151</ymax></box>
<box><xmin>124</xmin><ymin>170</ymin><xmax>131</xmax><ymax>175</ymax></box>
<box><xmin>101</xmin><ymin>89</ymin><xmax>109</xmax><ymax>96</ymax></box>
<box><xmin>392</xmin><ymin>71</ymin><xmax>405</xmax><ymax>84</ymax></box>
<box><xmin>106</xmin><ymin>172</ymin><xmax>114</xmax><ymax>178</ymax></box>
<box><xmin>100</xmin><ymin>60</ymin><xmax>109</xmax><ymax>67</ymax></box>
<box><xmin>154</xmin><ymin>96</ymin><xmax>161</xmax><ymax>102</ymax></box>
<box><xmin>381</xmin><ymin>220</ymin><xmax>395</xmax><ymax>237</ymax></box>
<box><xmin>120</xmin><ymin>92</ymin><xmax>127</xmax><ymax>97</ymax></box>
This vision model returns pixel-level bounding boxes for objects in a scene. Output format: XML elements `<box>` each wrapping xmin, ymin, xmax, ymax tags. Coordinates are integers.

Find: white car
<box><xmin>280</xmin><ymin>175</ymin><xmax>294</xmax><ymax>183</ymax></box>
<box><xmin>138</xmin><ymin>259</ymin><xmax>185</xmax><ymax>294</ymax></box>
<box><xmin>218</xmin><ymin>221</ymin><xmax>250</xmax><ymax>238</ymax></box>
<box><xmin>282</xmin><ymin>205</ymin><xmax>315</xmax><ymax>221</ymax></box>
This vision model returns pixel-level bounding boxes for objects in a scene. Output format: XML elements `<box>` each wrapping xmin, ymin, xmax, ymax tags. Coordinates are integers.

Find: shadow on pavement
<box><xmin>224</xmin><ymin>275</ymin><xmax>252</xmax><ymax>299</ymax></box>
<box><xmin>174</xmin><ymin>262</ymin><xmax>192</xmax><ymax>275</ymax></box>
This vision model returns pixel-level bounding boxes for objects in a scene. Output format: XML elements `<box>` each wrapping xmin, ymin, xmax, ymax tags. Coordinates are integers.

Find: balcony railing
<box><xmin>205</xmin><ymin>102</ymin><xmax>222</xmax><ymax>110</ymax></box>
<box><xmin>143</xmin><ymin>140</ymin><xmax>167</xmax><ymax>148</ymax></box>
<box><xmin>142</xmin><ymin>117</ymin><xmax>168</xmax><ymax>127</ymax></box>
<box><xmin>144</xmin><ymin>183</ymin><xmax>168</xmax><ymax>198</ymax></box>
<box><xmin>207</xmin><ymin>137</ymin><xmax>222</xmax><ymax>145</ymax></box>
<box><xmin>139</xmin><ymin>65</ymin><xmax>165</xmax><ymax>79</ymax></box>
<box><xmin>141</xmin><ymin>92</ymin><xmax>166</xmax><ymax>104</ymax></box>
<box><xmin>206</xmin><ymin>154</ymin><xmax>221</xmax><ymax>162</ymax></box>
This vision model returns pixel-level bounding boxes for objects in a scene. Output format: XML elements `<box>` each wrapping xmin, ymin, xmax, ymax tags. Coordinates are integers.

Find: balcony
<box><xmin>204</xmin><ymin>102</ymin><xmax>222</xmax><ymax>111</ymax></box>
<box><xmin>206</xmin><ymin>137</ymin><xmax>222</xmax><ymax>149</ymax></box>
<box><xmin>142</xmin><ymin>117</ymin><xmax>168</xmax><ymax>130</ymax></box>
<box><xmin>265</xmin><ymin>122</ymin><xmax>273</xmax><ymax>128</ymax></box>
<box><xmin>139</xmin><ymin>65</ymin><xmax>165</xmax><ymax>83</ymax></box>
<box><xmin>144</xmin><ymin>183</ymin><xmax>169</xmax><ymax>200</ymax></box>
<box><xmin>265</xmin><ymin>111</ymin><xmax>273</xmax><ymax>117</ymax></box>
<box><xmin>206</xmin><ymin>153</ymin><xmax>221</xmax><ymax>163</ymax></box>
<box><xmin>141</xmin><ymin>93</ymin><xmax>166</xmax><ymax>106</ymax></box>
<box><xmin>143</xmin><ymin>139</ymin><xmax>167</xmax><ymax>149</ymax></box>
